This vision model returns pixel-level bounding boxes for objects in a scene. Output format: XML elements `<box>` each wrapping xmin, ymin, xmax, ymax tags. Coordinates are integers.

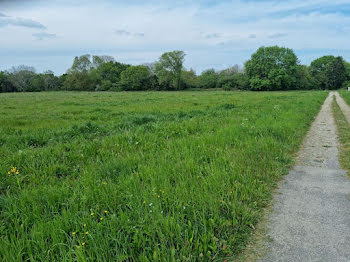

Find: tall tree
<box><xmin>155</xmin><ymin>50</ymin><xmax>185</xmax><ymax>90</ymax></box>
<box><xmin>70</xmin><ymin>54</ymin><xmax>92</xmax><ymax>73</ymax></box>
<box><xmin>325</xmin><ymin>56</ymin><xmax>347</xmax><ymax>89</ymax></box>
<box><xmin>309</xmin><ymin>55</ymin><xmax>335</xmax><ymax>89</ymax></box>
<box><xmin>310</xmin><ymin>56</ymin><xmax>347</xmax><ymax>89</ymax></box>
<box><xmin>245</xmin><ymin>46</ymin><xmax>298</xmax><ymax>91</ymax></box>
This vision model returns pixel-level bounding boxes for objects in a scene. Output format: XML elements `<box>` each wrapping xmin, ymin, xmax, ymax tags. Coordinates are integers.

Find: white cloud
<box><xmin>115</xmin><ymin>29</ymin><xmax>145</xmax><ymax>37</ymax></box>
<box><xmin>0</xmin><ymin>15</ymin><xmax>46</xmax><ymax>29</ymax></box>
<box><xmin>268</xmin><ymin>33</ymin><xmax>288</xmax><ymax>39</ymax></box>
<box><xmin>32</xmin><ymin>32</ymin><xmax>56</xmax><ymax>40</ymax></box>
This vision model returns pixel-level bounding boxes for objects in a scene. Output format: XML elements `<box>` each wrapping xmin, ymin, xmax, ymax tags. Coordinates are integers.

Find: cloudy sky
<box><xmin>0</xmin><ymin>0</ymin><xmax>349</xmax><ymax>75</ymax></box>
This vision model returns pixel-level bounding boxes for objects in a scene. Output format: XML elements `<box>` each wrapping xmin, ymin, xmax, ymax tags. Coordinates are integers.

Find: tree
<box><xmin>70</xmin><ymin>54</ymin><xmax>92</xmax><ymax>73</ymax></box>
<box><xmin>95</xmin><ymin>61</ymin><xmax>130</xmax><ymax>84</ymax></box>
<box><xmin>0</xmin><ymin>72</ymin><xmax>15</xmax><ymax>92</ymax></box>
<box><xmin>345</xmin><ymin>62</ymin><xmax>350</xmax><ymax>81</ymax></box>
<box><xmin>155</xmin><ymin>50</ymin><xmax>185</xmax><ymax>90</ymax></box>
<box><xmin>309</xmin><ymin>56</ymin><xmax>336</xmax><ymax>89</ymax></box>
<box><xmin>64</xmin><ymin>71</ymin><xmax>96</xmax><ymax>91</ymax></box>
<box><xmin>310</xmin><ymin>56</ymin><xmax>347</xmax><ymax>89</ymax></box>
<box><xmin>295</xmin><ymin>65</ymin><xmax>314</xmax><ymax>90</ymax></box>
<box><xmin>39</xmin><ymin>70</ymin><xmax>61</xmax><ymax>91</ymax></box>
<box><xmin>8</xmin><ymin>66</ymin><xmax>37</xmax><ymax>92</ymax></box>
<box><xmin>343</xmin><ymin>61</ymin><xmax>350</xmax><ymax>89</ymax></box>
<box><xmin>8</xmin><ymin>65</ymin><xmax>36</xmax><ymax>74</ymax></box>
<box><xmin>92</xmin><ymin>55</ymin><xmax>115</xmax><ymax>68</ymax></box>
<box><xmin>64</xmin><ymin>54</ymin><xmax>130</xmax><ymax>91</ymax></box>
<box><xmin>217</xmin><ymin>66</ymin><xmax>249</xmax><ymax>90</ymax></box>
<box><xmin>245</xmin><ymin>46</ymin><xmax>298</xmax><ymax>91</ymax></box>
<box><xmin>29</xmin><ymin>74</ymin><xmax>45</xmax><ymax>92</ymax></box>
<box><xmin>143</xmin><ymin>62</ymin><xmax>157</xmax><ymax>74</ymax></box>
<box><xmin>120</xmin><ymin>65</ymin><xmax>153</xmax><ymax>91</ymax></box>
<box><xmin>182</xmin><ymin>69</ymin><xmax>199</xmax><ymax>89</ymax></box>
<box><xmin>58</xmin><ymin>74</ymin><xmax>67</xmax><ymax>89</ymax></box>
<box><xmin>325</xmin><ymin>56</ymin><xmax>347</xmax><ymax>90</ymax></box>
<box><xmin>199</xmin><ymin>69</ymin><xmax>217</xmax><ymax>89</ymax></box>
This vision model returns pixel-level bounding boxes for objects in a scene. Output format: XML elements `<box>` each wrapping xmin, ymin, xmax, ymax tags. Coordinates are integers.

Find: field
<box><xmin>0</xmin><ymin>91</ymin><xmax>327</xmax><ymax>261</ymax></box>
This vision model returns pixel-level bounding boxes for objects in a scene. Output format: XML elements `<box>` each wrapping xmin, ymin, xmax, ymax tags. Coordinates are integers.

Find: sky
<box><xmin>0</xmin><ymin>0</ymin><xmax>349</xmax><ymax>75</ymax></box>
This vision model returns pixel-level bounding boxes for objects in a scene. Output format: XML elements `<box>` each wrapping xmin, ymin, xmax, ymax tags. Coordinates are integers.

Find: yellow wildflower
<box><xmin>100</xmin><ymin>217</ymin><xmax>103</xmax><ymax>221</ymax></box>
<box><xmin>83</xmin><ymin>224</ymin><xmax>86</xmax><ymax>227</ymax></box>
<box><xmin>85</xmin><ymin>231</ymin><xmax>89</xmax><ymax>235</ymax></box>
<box><xmin>82</xmin><ymin>242</ymin><xmax>86</xmax><ymax>246</ymax></box>
<box><xmin>72</xmin><ymin>232</ymin><xmax>76</xmax><ymax>235</ymax></box>
<box><xmin>90</xmin><ymin>212</ymin><xmax>94</xmax><ymax>216</ymax></box>
<box><xmin>104</xmin><ymin>210</ymin><xmax>108</xmax><ymax>214</ymax></box>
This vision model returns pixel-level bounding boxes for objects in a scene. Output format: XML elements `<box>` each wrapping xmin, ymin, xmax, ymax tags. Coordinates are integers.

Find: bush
<box><xmin>218</xmin><ymin>73</ymin><xmax>249</xmax><ymax>90</ymax></box>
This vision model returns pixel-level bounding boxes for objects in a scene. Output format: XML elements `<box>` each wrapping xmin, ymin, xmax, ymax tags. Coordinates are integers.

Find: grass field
<box><xmin>0</xmin><ymin>91</ymin><xmax>327</xmax><ymax>261</ymax></box>
<box><xmin>335</xmin><ymin>91</ymin><xmax>350</xmax><ymax>174</ymax></box>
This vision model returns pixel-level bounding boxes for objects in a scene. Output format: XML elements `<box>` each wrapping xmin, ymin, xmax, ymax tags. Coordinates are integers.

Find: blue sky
<box><xmin>0</xmin><ymin>0</ymin><xmax>349</xmax><ymax>75</ymax></box>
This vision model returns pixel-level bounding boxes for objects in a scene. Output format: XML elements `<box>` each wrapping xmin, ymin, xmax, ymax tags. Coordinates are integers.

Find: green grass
<box><xmin>334</xmin><ymin>93</ymin><xmax>350</xmax><ymax>174</ymax></box>
<box><xmin>339</xmin><ymin>90</ymin><xmax>350</xmax><ymax>106</ymax></box>
<box><xmin>0</xmin><ymin>91</ymin><xmax>327</xmax><ymax>261</ymax></box>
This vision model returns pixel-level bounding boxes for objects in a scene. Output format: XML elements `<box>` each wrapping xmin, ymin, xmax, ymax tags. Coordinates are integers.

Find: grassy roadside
<box><xmin>0</xmin><ymin>91</ymin><xmax>327</xmax><ymax>261</ymax></box>
<box><xmin>339</xmin><ymin>90</ymin><xmax>350</xmax><ymax>105</ymax></box>
<box><xmin>333</xmin><ymin>95</ymin><xmax>350</xmax><ymax>175</ymax></box>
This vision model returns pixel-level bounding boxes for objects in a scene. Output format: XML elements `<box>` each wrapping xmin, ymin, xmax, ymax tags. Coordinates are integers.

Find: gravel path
<box><xmin>259</xmin><ymin>92</ymin><xmax>350</xmax><ymax>262</ymax></box>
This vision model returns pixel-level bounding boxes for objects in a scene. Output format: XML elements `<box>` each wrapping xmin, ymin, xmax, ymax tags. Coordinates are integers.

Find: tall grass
<box><xmin>0</xmin><ymin>91</ymin><xmax>327</xmax><ymax>261</ymax></box>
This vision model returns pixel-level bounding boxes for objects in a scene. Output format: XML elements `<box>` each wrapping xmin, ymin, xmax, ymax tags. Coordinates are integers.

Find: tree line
<box><xmin>1</xmin><ymin>46</ymin><xmax>349</xmax><ymax>93</ymax></box>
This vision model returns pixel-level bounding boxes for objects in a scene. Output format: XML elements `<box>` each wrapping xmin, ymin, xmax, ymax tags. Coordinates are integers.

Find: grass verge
<box><xmin>339</xmin><ymin>90</ymin><xmax>350</xmax><ymax>105</ymax></box>
<box><xmin>333</xmin><ymin>96</ymin><xmax>350</xmax><ymax>174</ymax></box>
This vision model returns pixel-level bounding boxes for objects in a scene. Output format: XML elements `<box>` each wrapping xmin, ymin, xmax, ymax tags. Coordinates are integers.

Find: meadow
<box><xmin>0</xmin><ymin>91</ymin><xmax>327</xmax><ymax>261</ymax></box>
